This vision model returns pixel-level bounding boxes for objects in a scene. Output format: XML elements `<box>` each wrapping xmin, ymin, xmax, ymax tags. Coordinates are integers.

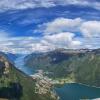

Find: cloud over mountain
<box><xmin>0</xmin><ymin>17</ymin><xmax>100</xmax><ymax>54</ymax></box>
<box><xmin>0</xmin><ymin>0</ymin><xmax>99</xmax><ymax>53</ymax></box>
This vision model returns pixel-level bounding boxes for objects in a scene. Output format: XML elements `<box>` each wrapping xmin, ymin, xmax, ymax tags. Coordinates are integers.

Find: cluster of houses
<box><xmin>31</xmin><ymin>70</ymin><xmax>52</xmax><ymax>94</ymax></box>
<box><xmin>31</xmin><ymin>70</ymin><xmax>59</xmax><ymax>100</ymax></box>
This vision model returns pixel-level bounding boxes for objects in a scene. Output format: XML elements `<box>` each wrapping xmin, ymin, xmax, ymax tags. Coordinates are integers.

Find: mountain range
<box><xmin>0</xmin><ymin>48</ymin><xmax>100</xmax><ymax>100</ymax></box>
<box><xmin>25</xmin><ymin>48</ymin><xmax>100</xmax><ymax>87</ymax></box>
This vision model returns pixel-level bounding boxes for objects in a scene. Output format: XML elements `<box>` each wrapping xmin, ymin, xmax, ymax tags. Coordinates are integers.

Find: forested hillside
<box><xmin>25</xmin><ymin>49</ymin><xmax>100</xmax><ymax>87</ymax></box>
<box><xmin>0</xmin><ymin>53</ymin><xmax>56</xmax><ymax>100</ymax></box>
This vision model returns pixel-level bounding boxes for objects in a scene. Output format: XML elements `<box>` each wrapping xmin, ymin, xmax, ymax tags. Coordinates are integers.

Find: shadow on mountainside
<box><xmin>0</xmin><ymin>82</ymin><xmax>23</xmax><ymax>100</ymax></box>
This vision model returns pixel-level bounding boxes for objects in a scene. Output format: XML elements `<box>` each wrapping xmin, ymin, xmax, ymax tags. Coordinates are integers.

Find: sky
<box><xmin>0</xmin><ymin>0</ymin><xmax>100</xmax><ymax>54</ymax></box>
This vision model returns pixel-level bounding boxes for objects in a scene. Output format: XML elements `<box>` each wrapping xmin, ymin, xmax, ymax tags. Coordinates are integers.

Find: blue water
<box><xmin>55</xmin><ymin>83</ymin><xmax>100</xmax><ymax>100</ymax></box>
<box><xmin>14</xmin><ymin>55</ymin><xmax>36</xmax><ymax>75</ymax></box>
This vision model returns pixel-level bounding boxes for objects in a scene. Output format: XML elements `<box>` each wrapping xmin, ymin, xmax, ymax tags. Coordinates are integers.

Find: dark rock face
<box><xmin>0</xmin><ymin>62</ymin><xmax>5</xmax><ymax>77</ymax></box>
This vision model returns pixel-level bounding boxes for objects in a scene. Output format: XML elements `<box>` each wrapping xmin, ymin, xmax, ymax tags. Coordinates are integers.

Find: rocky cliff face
<box><xmin>0</xmin><ymin>55</ymin><xmax>10</xmax><ymax>77</ymax></box>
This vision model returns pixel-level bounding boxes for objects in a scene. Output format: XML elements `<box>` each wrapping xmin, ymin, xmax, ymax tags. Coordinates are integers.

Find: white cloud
<box><xmin>0</xmin><ymin>32</ymin><xmax>81</xmax><ymax>54</ymax></box>
<box><xmin>76</xmin><ymin>37</ymin><xmax>100</xmax><ymax>49</ymax></box>
<box><xmin>0</xmin><ymin>35</ymin><xmax>56</xmax><ymax>54</ymax></box>
<box><xmin>0</xmin><ymin>0</ymin><xmax>55</xmax><ymax>11</ymax></box>
<box><xmin>62</xmin><ymin>0</ymin><xmax>100</xmax><ymax>10</ymax></box>
<box><xmin>33</xmin><ymin>17</ymin><xmax>100</xmax><ymax>52</ymax></box>
<box><xmin>36</xmin><ymin>17</ymin><xmax>100</xmax><ymax>38</ymax></box>
<box><xmin>0</xmin><ymin>17</ymin><xmax>100</xmax><ymax>54</ymax></box>
<box><xmin>36</xmin><ymin>18</ymin><xmax>82</xmax><ymax>35</ymax></box>
<box><xmin>0</xmin><ymin>34</ymin><xmax>99</xmax><ymax>54</ymax></box>
<box><xmin>0</xmin><ymin>0</ymin><xmax>100</xmax><ymax>12</ymax></box>
<box><xmin>43</xmin><ymin>32</ymin><xmax>82</xmax><ymax>48</ymax></box>
<box><xmin>80</xmin><ymin>21</ymin><xmax>100</xmax><ymax>37</ymax></box>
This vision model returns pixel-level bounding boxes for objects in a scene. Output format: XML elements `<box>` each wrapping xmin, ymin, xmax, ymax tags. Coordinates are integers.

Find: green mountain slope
<box><xmin>25</xmin><ymin>49</ymin><xmax>100</xmax><ymax>87</ymax></box>
<box><xmin>0</xmin><ymin>53</ymin><xmax>56</xmax><ymax>100</ymax></box>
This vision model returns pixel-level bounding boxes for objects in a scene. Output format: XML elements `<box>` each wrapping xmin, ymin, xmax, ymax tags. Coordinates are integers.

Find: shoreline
<box><xmin>54</xmin><ymin>82</ymin><xmax>100</xmax><ymax>100</ymax></box>
<box><xmin>54</xmin><ymin>81</ymin><xmax>100</xmax><ymax>89</ymax></box>
<box><xmin>52</xmin><ymin>76</ymin><xmax>100</xmax><ymax>89</ymax></box>
<box><xmin>74</xmin><ymin>82</ymin><xmax>100</xmax><ymax>89</ymax></box>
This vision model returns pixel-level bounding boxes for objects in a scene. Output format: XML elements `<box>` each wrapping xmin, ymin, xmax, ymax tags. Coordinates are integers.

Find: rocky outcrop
<box><xmin>0</xmin><ymin>55</ymin><xmax>10</xmax><ymax>76</ymax></box>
